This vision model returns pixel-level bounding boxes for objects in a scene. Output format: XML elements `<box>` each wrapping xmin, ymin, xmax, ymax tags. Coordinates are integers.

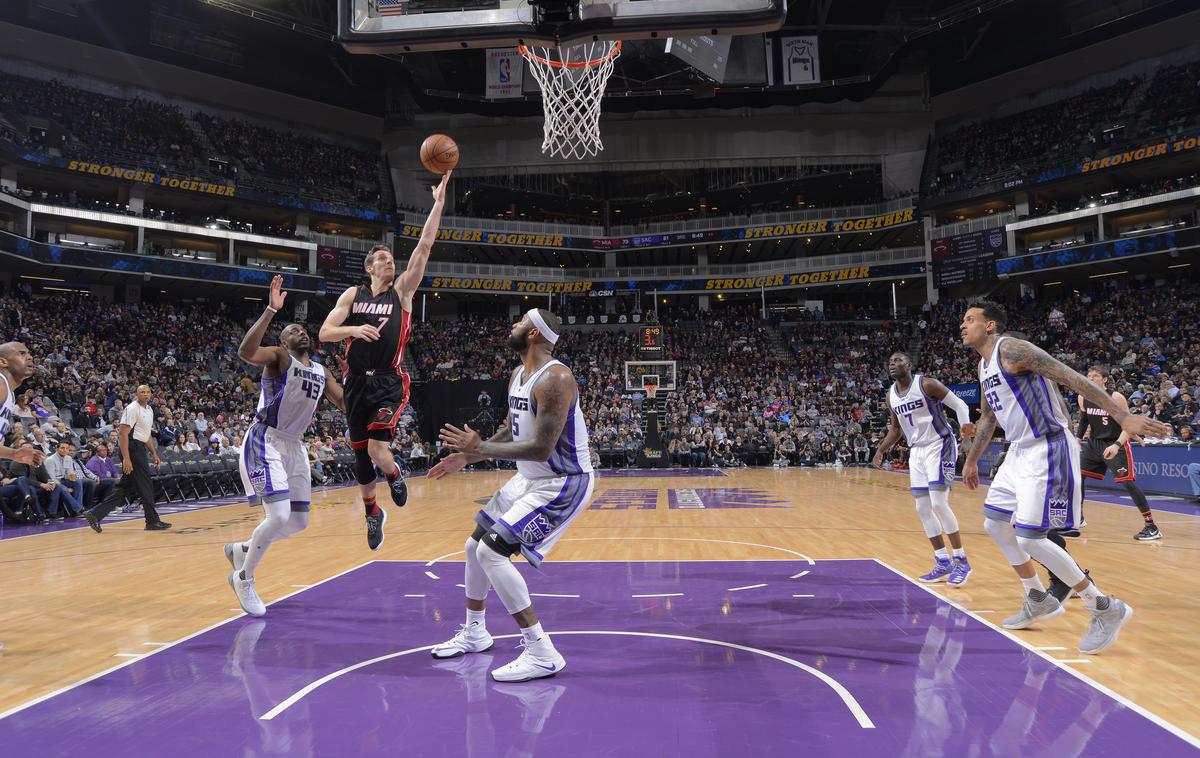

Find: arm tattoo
<box><xmin>964</xmin><ymin>407</ymin><xmax>997</xmax><ymax>463</ymax></box>
<box><xmin>1000</xmin><ymin>339</ymin><xmax>1129</xmax><ymax>424</ymax></box>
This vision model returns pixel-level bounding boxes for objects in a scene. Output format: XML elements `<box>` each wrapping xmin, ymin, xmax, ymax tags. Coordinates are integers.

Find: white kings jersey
<box><xmin>254</xmin><ymin>355</ymin><xmax>327</xmax><ymax>440</ymax></box>
<box><xmin>978</xmin><ymin>336</ymin><xmax>1069</xmax><ymax>445</ymax></box>
<box><xmin>889</xmin><ymin>374</ymin><xmax>953</xmax><ymax>447</ymax></box>
<box><xmin>0</xmin><ymin>371</ymin><xmax>13</xmax><ymax>440</ymax></box>
<box><xmin>508</xmin><ymin>360</ymin><xmax>593</xmax><ymax>479</ymax></box>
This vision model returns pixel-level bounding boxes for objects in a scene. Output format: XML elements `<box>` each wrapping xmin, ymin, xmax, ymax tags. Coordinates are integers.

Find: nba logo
<box><xmin>499</xmin><ymin>58</ymin><xmax>511</xmax><ymax>84</ymax></box>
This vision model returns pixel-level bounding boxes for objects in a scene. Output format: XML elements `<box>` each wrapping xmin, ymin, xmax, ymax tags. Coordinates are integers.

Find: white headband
<box><xmin>526</xmin><ymin>309</ymin><xmax>559</xmax><ymax>345</ymax></box>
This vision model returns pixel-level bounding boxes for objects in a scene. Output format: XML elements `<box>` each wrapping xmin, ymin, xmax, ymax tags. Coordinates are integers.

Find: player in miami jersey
<box><xmin>226</xmin><ymin>276</ymin><xmax>345</xmax><ymax>616</ymax></box>
<box><xmin>872</xmin><ymin>352</ymin><xmax>975</xmax><ymax>586</ymax></box>
<box><xmin>1078</xmin><ymin>365</ymin><xmax>1160</xmax><ymax>541</ymax></box>
<box><xmin>960</xmin><ymin>301</ymin><xmax>1171</xmax><ymax>653</ymax></box>
<box><xmin>430</xmin><ymin>309</ymin><xmax>593</xmax><ymax>682</ymax></box>
<box><xmin>319</xmin><ymin>172</ymin><xmax>450</xmax><ymax>551</ymax></box>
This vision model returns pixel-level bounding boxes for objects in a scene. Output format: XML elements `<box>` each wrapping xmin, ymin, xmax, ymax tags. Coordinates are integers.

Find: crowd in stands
<box><xmin>1028</xmin><ymin>173</ymin><xmax>1200</xmax><ymax>220</ymax></box>
<box><xmin>0</xmin><ymin>71</ymin><xmax>385</xmax><ymax>216</ymax></box>
<box><xmin>928</xmin><ymin>57</ymin><xmax>1200</xmax><ymax>196</ymax></box>
<box><xmin>4</xmin><ymin>270</ymin><xmax>1197</xmax><ymax>526</ymax></box>
<box><xmin>0</xmin><ymin>292</ymin><xmax>356</xmax><ymax>525</ymax></box>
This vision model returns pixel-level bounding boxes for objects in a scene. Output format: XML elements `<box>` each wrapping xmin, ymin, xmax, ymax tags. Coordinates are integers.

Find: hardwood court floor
<box><xmin>1</xmin><ymin>467</ymin><xmax>1197</xmax><ymax>738</ymax></box>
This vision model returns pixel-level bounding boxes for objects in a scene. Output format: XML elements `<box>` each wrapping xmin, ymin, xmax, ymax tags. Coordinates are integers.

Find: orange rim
<box><xmin>518</xmin><ymin>40</ymin><xmax>622</xmax><ymax>69</ymax></box>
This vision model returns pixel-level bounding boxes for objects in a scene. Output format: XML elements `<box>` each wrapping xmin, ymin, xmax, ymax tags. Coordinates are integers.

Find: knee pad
<box><xmin>480</xmin><ymin>530</ymin><xmax>520</xmax><ymax>558</ymax></box>
<box><xmin>354</xmin><ymin>448</ymin><xmax>376</xmax><ymax>485</ymax></box>
<box><xmin>913</xmin><ymin>495</ymin><xmax>941</xmax><ymax>539</ymax></box>
<box><xmin>984</xmin><ymin>517</ymin><xmax>1031</xmax><ymax>566</ymax></box>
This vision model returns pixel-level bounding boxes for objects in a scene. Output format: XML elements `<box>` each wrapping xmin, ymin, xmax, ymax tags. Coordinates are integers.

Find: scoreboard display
<box><xmin>931</xmin><ymin>228</ymin><xmax>1006</xmax><ymax>288</ymax></box>
<box><xmin>640</xmin><ymin>326</ymin><xmax>665</xmax><ymax>358</ymax></box>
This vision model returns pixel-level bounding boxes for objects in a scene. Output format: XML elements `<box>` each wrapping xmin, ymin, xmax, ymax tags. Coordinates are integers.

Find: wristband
<box><xmin>265</xmin><ymin>306</ymin><xmax>278</xmax><ymax>314</ymax></box>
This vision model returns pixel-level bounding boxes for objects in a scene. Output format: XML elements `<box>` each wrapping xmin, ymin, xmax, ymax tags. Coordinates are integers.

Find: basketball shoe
<box><xmin>918</xmin><ymin>557</ymin><xmax>953</xmax><ymax>583</ymax></box>
<box><xmin>947</xmin><ymin>556</ymin><xmax>972</xmax><ymax>587</ymax></box>
<box><xmin>1002</xmin><ymin>589</ymin><xmax>1063</xmax><ymax>629</ymax></box>
<box><xmin>491</xmin><ymin>640</ymin><xmax>566</xmax><ymax>683</ymax></box>
<box><xmin>366</xmin><ymin>508</ymin><xmax>386</xmax><ymax>551</ymax></box>
<box><xmin>228</xmin><ymin>570</ymin><xmax>266</xmax><ymax>617</ymax></box>
<box><xmin>1079</xmin><ymin>597</ymin><xmax>1133</xmax><ymax>654</ymax></box>
<box><xmin>431</xmin><ymin>621</ymin><xmax>494</xmax><ymax>659</ymax></box>
<box><xmin>224</xmin><ymin>542</ymin><xmax>246</xmax><ymax>572</ymax></box>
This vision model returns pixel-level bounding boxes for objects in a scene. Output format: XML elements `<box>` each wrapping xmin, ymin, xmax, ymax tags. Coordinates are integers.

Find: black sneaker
<box><xmin>1134</xmin><ymin>524</ymin><xmax>1162</xmax><ymax>541</ymax></box>
<box><xmin>83</xmin><ymin>510</ymin><xmax>102</xmax><ymax>533</ymax></box>
<box><xmin>145</xmin><ymin>521</ymin><xmax>172</xmax><ymax>531</ymax></box>
<box><xmin>366</xmin><ymin>508</ymin><xmax>387</xmax><ymax>551</ymax></box>
<box><xmin>1047</xmin><ymin>575</ymin><xmax>1072</xmax><ymax>604</ymax></box>
<box><xmin>1057</xmin><ymin>527</ymin><xmax>1081</xmax><ymax>538</ymax></box>
<box><xmin>387</xmin><ymin>457</ymin><xmax>408</xmax><ymax>508</ymax></box>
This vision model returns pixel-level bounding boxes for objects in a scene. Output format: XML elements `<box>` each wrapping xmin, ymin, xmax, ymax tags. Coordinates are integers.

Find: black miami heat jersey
<box><xmin>1082</xmin><ymin>397</ymin><xmax>1121</xmax><ymax>442</ymax></box>
<box><xmin>344</xmin><ymin>285</ymin><xmax>413</xmax><ymax>376</ymax></box>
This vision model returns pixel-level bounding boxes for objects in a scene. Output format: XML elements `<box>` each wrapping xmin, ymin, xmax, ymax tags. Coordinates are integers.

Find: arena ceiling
<box><xmin>0</xmin><ymin>0</ymin><xmax>1194</xmax><ymax>117</ymax></box>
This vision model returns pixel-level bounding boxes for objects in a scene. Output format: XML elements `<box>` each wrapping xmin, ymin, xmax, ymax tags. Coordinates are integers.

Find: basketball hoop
<box><xmin>519</xmin><ymin>40</ymin><xmax>621</xmax><ymax>160</ymax></box>
<box><xmin>643</xmin><ymin>382</ymin><xmax>658</xmax><ymax>402</ymax></box>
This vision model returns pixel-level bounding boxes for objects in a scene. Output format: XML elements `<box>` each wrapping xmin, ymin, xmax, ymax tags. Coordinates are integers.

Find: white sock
<box><xmin>934</xmin><ymin>547</ymin><xmax>949</xmax><ymax>561</ymax></box>
<box><xmin>1020</xmin><ymin>574</ymin><xmax>1045</xmax><ymax>593</ymax></box>
<box><xmin>1077</xmin><ymin>583</ymin><xmax>1104</xmax><ymax>609</ymax></box>
<box><xmin>522</xmin><ymin>622</ymin><xmax>556</xmax><ymax>656</ymax></box>
<box><xmin>952</xmin><ymin>547</ymin><xmax>966</xmax><ymax>558</ymax></box>
<box><xmin>466</xmin><ymin>608</ymin><xmax>487</xmax><ymax>631</ymax></box>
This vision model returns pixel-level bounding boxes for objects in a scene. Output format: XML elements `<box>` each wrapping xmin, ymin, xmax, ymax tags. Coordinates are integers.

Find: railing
<box><xmin>422</xmin><ymin>245</ymin><xmax>926</xmax><ymax>282</ymax></box>
<box><xmin>930</xmin><ymin>212</ymin><xmax>1015</xmax><ymax>238</ymax></box>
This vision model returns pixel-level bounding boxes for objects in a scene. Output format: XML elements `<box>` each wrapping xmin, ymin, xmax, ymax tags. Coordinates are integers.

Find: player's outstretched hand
<box><xmin>439</xmin><ymin>423</ymin><xmax>481</xmax><ymax>454</ymax></box>
<box><xmin>428</xmin><ymin>452</ymin><xmax>469</xmax><ymax>480</ymax></box>
<box><xmin>431</xmin><ymin>170</ymin><xmax>452</xmax><ymax>204</ymax></box>
<box><xmin>962</xmin><ymin>460</ymin><xmax>980</xmax><ymax>490</ymax></box>
<box><xmin>269</xmin><ymin>275</ymin><xmax>287</xmax><ymax>311</ymax></box>
<box><xmin>1120</xmin><ymin>414</ymin><xmax>1173</xmax><ymax>441</ymax></box>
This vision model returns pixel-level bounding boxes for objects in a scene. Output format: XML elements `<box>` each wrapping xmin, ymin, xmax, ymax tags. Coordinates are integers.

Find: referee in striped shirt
<box><xmin>84</xmin><ymin>385</ymin><xmax>171</xmax><ymax>532</ymax></box>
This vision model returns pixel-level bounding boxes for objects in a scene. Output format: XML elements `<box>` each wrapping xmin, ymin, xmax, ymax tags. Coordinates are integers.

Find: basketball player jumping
<box><xmin>0</xmin><ymin>342</ymin><xmax>42</xmax><ymax>652</ymax></box>
<box><xmin>319</xmin><ymin>172</ymin><xmax>450</xmax><ymax>550</ymax></box>
<box><xmin>226</xmin><ymin>276</ymin><xmax>345</xmax><ymax>616</ymax></box>
<box><xmin>428</xmin><ymin>309</ymin><xmax>594</xmax><ymax>682</ymax></box>
<box><xmin>1077</xmin><ymin>365</ymin><xmax>1161</xmax><ymax>541</ymax></box>
<box><xmin>872</xmin><ymin>352</ymin><xmax>975</xmax><ymax>586</ymax></box>
<box><xmin>960</xmin><ymin>301</ymin><xmax>1171</xmax><ymax>653</ymax></box>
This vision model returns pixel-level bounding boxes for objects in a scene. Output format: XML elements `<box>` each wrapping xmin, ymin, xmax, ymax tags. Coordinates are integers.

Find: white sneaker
<box><xmin>224</xmin><ymin>542</ymin><xmax>245</xmax><ymax>572</ymax></box>
<box><xmin>430</xmin><ymin>623</ymin><xmax>494</xmax><ymax>659</ymax></box>
<box><xmin>491</xmin><ymin>642</ymin><xmax>566</xmax><ymax>682</ymax></box>
<box><xmin>228</xmin><ymin>569</ymin><xmax>266</xmax><ymax>617</ymax></box>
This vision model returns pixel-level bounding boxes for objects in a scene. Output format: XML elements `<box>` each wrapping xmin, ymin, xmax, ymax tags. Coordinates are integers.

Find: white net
<box><xmin>520</xmin><ymin>41</ymin><xmax>621</xmax><ymax>160</ymax></box>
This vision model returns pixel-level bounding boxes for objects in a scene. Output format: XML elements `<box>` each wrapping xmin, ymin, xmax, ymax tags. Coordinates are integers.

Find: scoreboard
<box><xmin>931</xmin><ymin>228</ymin><xmax>1006</xmax><ymax>288</ymax></box>
<box><xmin>640</xmin><ymin>326</ymin><xmax>665</xmax><ymax>358</ymax></box>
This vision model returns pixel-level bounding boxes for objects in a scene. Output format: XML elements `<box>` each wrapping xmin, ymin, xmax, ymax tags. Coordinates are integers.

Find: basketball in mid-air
<box><xmin>420</xmin><ymin>134</ymin><xmax>459</xmax><ymax>174</ymax></box>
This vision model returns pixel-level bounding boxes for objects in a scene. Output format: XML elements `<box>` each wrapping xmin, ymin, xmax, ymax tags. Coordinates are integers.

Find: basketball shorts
<box><xmin>239</xmin><ymin>423</ymin><xmax>311</xmax><ymax>511</ymax></box>
<box><xmin>909</xmin><ymin>436</ymin><xmax>958</xmax><ymax>493</ymax></box>
<box><xmin>983</xmin><ymin>433</ymin><xmax>1080</xmax><ymax>536</ymax></box>
<box><xmin>344</xmin><ymin>372</ymin><xmax>411</xmax><ymax>447</ymax></box>
<box><xmin>475</xmin><ymin>471</ymin><xmax>596</xmax><ymax>568</ymax></box>
<box><xmin>1080</xmin><ymin>437</ymin><xmax>1135</xmax><ymax>483</ymax></box>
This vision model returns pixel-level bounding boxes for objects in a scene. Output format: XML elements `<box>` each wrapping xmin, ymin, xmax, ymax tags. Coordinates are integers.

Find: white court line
<box><xmin>726</xmin><ymin>583</ymin><xmax>767</xmax><ymax>592</ymax></box>
<box><xmin>142</xmin><ymin>642</ymin><xmax>170</xmax><ymax>647</ymax></box>
<box><xmin>530</xmin><ymin>593</ymin><xmax>581</xmax><ymax>598</ymax></box>
<box><xmin>791</xmin><ymin>571</ymin><xmax>810</xmax><ymax>579</ymax></box>
<box><xmin>113</xmin><ymin>653</ymin><xmax>144</xmax><ymax>658</ymax></box>
<box><xmin>291</xmin><ymin>585</ymin><xmax>312</xmax><ymax>589</ymax></box>
<box><xmin>873</xmin><ymin>559</ymin><xmax>1200</xmax><ymax>749</ymax></box>
<box><xmin>421</xmin><ymin>537</ymin><xmax>817</xmax><ymax>569</ymax></box>
<box><xmin>0</xmin><ymin>559</ymin><xmax>376</xmax><ymax>722</ymax></box>
<box><xmin>403</xmin><ymin>594</ymin><xmax>425</xmax><ymax>598</ymax></box>
<box><xmin>456</xmin><ymin>584</ymin><xmax>466</xmax><ymax>589</ymax></box>
<box><xmin>424</xmin><ymin>571</ymin><xmax>439</xmax><ymax>580</ymax></box>
<box><xmin>1037</xmin><ymin>646</ymin><xmax>1068</xmax><ymax>651</ymax></box>
<box><xmin>974</xmin><ymin>610</ymin><xmax>995</xmax><ymax>614</ymax></box>
<box><xmin>632</xmin><ymin>593</ymin><xmax>684</xmax><ymax>598</ymax></box>
<box><xmin>259</xmin><ymin>630</ymin><xmax>876</xmax><ymax>729</ymax></box>
<box><xmin>793</xmin><ymin>594</ymin><xmax>815</xmax><ymax>598</ymax></box>
<box><xmin>1057</xmin><ymin>659</ymin><xmax>1094</xmax><ymax>664</ymax></box>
